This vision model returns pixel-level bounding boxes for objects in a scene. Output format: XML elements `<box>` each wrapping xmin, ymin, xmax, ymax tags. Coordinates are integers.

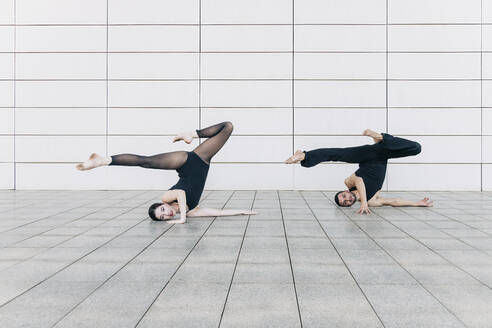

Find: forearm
<box><xmin>355</xmin><ymin>180</ymin><xmax>367</xmax><ymax>204</ymax></box>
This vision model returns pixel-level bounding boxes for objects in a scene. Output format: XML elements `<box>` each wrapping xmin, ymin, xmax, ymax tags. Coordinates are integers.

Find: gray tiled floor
<box><xmin>0</xmin><ymin>190</ymin><xmax>492</xmax><ymax>328</ymax></box>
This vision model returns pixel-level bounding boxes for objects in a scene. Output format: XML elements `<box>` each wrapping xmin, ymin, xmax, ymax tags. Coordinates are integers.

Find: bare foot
<box><xmin>76</xmin><ymin>153</ymin><xmax>111</xmax><ymax>171</ymax></box>
<box><xmin>363</xmin><ymin>129</ymin><xmax>383</xmax><ymax>143</ymax></box>
<box><xmin>173</xmin><ymin>132</ymin><xmax>194</xmax><ymax>144</ymax></box>
<box><xmin>284</xmin><ymin>150</ymin><xmax>305</xmax><ymax>164</ymax></box>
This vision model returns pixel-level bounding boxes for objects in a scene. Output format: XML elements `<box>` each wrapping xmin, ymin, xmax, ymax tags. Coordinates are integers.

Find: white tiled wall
<box><xmin>3</xmin><ymin>0</ymin><xmax>490</xmax><ymax>191</ymax></box>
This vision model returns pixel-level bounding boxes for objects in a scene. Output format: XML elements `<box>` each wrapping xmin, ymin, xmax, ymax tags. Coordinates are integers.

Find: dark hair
<box><xmin>334</xmin><ymin>191</ymin><xmax>343</xmax><ymax>206</ymax></box>
<box><xmin>148</xmin><ymin>203</ymin><xmax>163</xmax><ymax>221</ymax></box>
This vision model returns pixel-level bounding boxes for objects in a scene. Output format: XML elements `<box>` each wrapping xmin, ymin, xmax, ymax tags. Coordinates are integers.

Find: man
<box><xmin>285</xmin><ymin>129</ymin><xmax>433</xmax><ymax>214</ymax></box>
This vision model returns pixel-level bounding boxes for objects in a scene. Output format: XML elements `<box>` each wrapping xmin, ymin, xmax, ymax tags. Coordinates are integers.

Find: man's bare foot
<box><xmin>173</xmin><ymin>132</ymin><xmax>194</xmax><ymax>144</ymax></box>
<box><xmin>417</xmin><ymin>197</ymin><xmax>433</xmax><ymax>207</ymax></box>
<box><xmin>284</xmin><ymin>150</ymin><xmax>305</xmax><ymax>164</ymax></box>
<box><xmin>76</xmin><ymin>153</ymin><xmax>111</xmax><ymax>171</ymax></box>
<box><xmin>363</xmin><ymin>129</ymin><xmax>383</xmax><ymax>143</ymax></box>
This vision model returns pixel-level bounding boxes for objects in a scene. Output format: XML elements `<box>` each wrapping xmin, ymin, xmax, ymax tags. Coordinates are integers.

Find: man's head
<box><xmin>334</xmin><ymin>190</ymin><xmax>357</xmax><ymax>207</ymax></box>
<box><xmin>148</xmin><ymin>202</ymin><xmax>176</xmax><ymax>221</ymax></box>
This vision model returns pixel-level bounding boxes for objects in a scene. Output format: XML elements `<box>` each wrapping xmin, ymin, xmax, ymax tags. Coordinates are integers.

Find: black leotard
<box><xmin>169</xmin><ymin>151</ymin><xmax>209</xmax><ymax>210</ymax></box>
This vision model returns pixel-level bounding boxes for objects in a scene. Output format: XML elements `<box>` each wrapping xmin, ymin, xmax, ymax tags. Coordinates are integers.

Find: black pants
<box><xmin>301</xmin><ymin>134</ymin><xmax>421</xmax><ymax>168</ymax></box>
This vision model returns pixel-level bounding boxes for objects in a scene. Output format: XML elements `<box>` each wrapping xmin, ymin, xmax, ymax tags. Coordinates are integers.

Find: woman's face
<box><xmin>154</xmin><ymin>203</ymin><xmax>176</xmax><ymax>220</ymax></box>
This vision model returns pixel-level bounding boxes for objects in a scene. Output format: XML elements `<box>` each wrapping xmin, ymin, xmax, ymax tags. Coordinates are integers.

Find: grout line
<box><xmin>199</xmin><ymin>0</ymin><xmax>202</xmax><ymax>132</ymax></box>
<box><xmin>218</xmin><ymin>190</ymin><xmax>257</xmax><ymax>327</ymax></box>
<box><xmin>278</xmin><ymin>190</ymin><xmax>304</xmax><ymax>328</ymax></box>
<box><xmin>481</xmin><ymin>0</ymin><xmax>484</xmax><ymax>192</ymax></box>
<box><xmin>0</xmin><ymin>196</ymin><xmax>154</xmax><ymax>309</ymax></box>
<box><xmin>298</xmin><ymin>191</ymin><xmax>386</xmax><ymax>327</ymax></box>
<box><xmin>134</xmin><ymin>190</ymin><xmax>236</xmax><ymax>327</ymax></box>
<box><xmin>325</xmin><ymin>200</ymin><xmax>471</xmax><ymax>326</ymax></box>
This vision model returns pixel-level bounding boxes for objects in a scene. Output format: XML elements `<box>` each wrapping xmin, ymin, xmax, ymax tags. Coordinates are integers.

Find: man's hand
<box><xmin>416</xmin><ymin>197</ymin><xmax>433</xmax><ymax>207</ymax></box>
<box><xmin>356</xmin><ymin>202</ymin><xmax>371</xmax><ymax>215</ymax></box>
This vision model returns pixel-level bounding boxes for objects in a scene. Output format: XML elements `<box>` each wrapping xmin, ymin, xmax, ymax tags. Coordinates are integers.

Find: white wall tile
<box><xmin>295</xmin><ymin>53</ymin><xmax>385</xmax><ymax>79</ymax></box>
<box><xmin>16</xmin><ymin>26</ymin><xmax>106</xmax><ymax>52</ymax></box>
<box><xmin>295</xmin><ymin>108</ymin><xmax>386</xmax><ymax>135</ymax></box>
<box><xmin>388</xmin><ymin>108</ymin><xmax>481</xmax><ymax>135</ymax></box>
<box><xmin>295</xmin><ymin>81</ymin><xmax>386</xmax><ymax>107</ymax></box>
<box><xmin>16</xmin><ymin>163</ymin><xmax>107</xmax><ymax>189</ymax></box>
<box><xmin>108</xmin><ymin>53</ymin><xmax>198</xmax><ymax>80</ymax></box>
<box><xmin>109</xmin><ymin>0</ymin><xmax>198</xmax><ymax>24</ymax></box>
<box><xmin>482</xmin><ymin>53</ymin><xmax>492</xmax><ymax>79</ymax></box>
<box><xmin>481</xmin><ymin>82</ymin><xmax>492</xmax><ymax>108</ymax></box>
<box><xmin>295</xmin><ymin>0</ymin><xmax>386</xmax><ymax>24</ymax></box>
<box><xmin>0</xmin><ymin>163</ymin><xmax>14</xmax><ymax>189</ymax></box>
<box><xmin>294</xmin><ymin>136</ymin><xmax>372</xmax><ymax>153</ymax></box>
<box><xmin>15</xmin><ymin>108</ymin><xmax>106</xmax><ymax>134</ymax></box>
<box><xmin>295</xmin><ymin>26</ymin><xmax>386</xmax><ymax>52</ymax></box>
<box><xmin>0</xmin><ymin>54</ymin><xmax>14</xmax><ymax>79</ymax></box>
<box><xmin>484</xmin><ymin>0</ymin><xmax>492</xmax><ymax>23</ymax></box>
<box><xmin>0</xmin><ymin>27</ymin><xmax>15</xmax><ymax>52</ymax></box>
<box><xmin>17</xmin><ymin>0</ymin><xmax>106</xmax><ymax>24</ymax></box>
<box><xmin>16</xmin><ymin>82</ymin><xmax>106</xmax><ymax>107</ymax></box>
<box><xmin>388</xmin><ymin>81</ymin><xmax>481</xmax><ymax>107</ymax></box>
<box><xmin>0</xmin><ymin>108</ymin><xmax>14</xmax><ymax>134</ymax></box>
<box><xmin>109</xmin><ymin>108</ymin><xmax>198</xmax><ymax>135</ymax></box>
<box><xmin>0</xmin><ymin>136</ymin><xmax>14</xmax><ymax>162</ymax></box>
<box><xmin>202</xmin><ymin>0</ymin><xmax>292</xmax><ymax>24</ymax></box>
<box><xmin>483</xmin><ymin>109</ymin><xmax>492</xmax><ymax>135</ymax></box>
<box><xmin>109</xmin><ymin>81</ymin><xmax>199</xmax><ymax>108</ymax></box>
<box><xmin>201</xmin><ymin>53</ymin><xmax>291</xmax><ymax>79</ymax></box>
<box><xmin>16</xmin><ymin>54</ymin><xmax>106</xmax><ymax>79</ymax></box>
<box><xmin>388</xmin><ymin>0</ymin><xmax>481</xmax><ymax>24</ymax></box>
<box><xmin>387</xmin><ymin>164</ymin><xmax>481</xmax><ymax>191</ymax></box>
<box><xmin>294</xmin><ymin>164</ymin><xmax>359</xmax><ymax>190</ymax></box>
<box><xmin>483</xmin><ymin>137</ymin><xmax>492</xmax><ymax>163</ymax></box>
<box><xmin>201</xmin><ymin>26</ymin><xmax>291</xmax><ymax>52</ymax></box>
<box><xmin>0</xmin><ymin>81</ymin><xmax>14</xmax><ymax>107</ymax></box>
<box><xmin>482</xmin><ymin>26</ymin><xmax>492</xmax><ymax>51</ymax></box>
<box><xmin>108</xmin><ymin>136</ymin><xmax>198</xmax><ymax>156</ymax></box>
<box><xmin>206</xmin><ymin>164</ymin><xmax>294</xmax><ymax>189</ymax></box>
<box><xmin>389</xmin><ymin>136</ymin><xmax>481</xmax><ymax>163</ymax></box>
<box><xmin>201</xmin><ymin>81</ymin><xmax>291</xmax><ymax>107</ymax></box>
<box><xmin>201</xmin><ymin>108</ymin><xmax>292</xmax><ymax>135</ymax></box>
<box><xmin>0</xmin><ymin>0</ymin><xmax>14</xmax><ymax>24</ymax></box>
<box><xmin>483</xmin><ymin>165</ymin><xmax>492</xmax><ymax>191</ymax></box>
<box><xmin>109</xmin><ymin>26</ymin><xmax>198</xmax><ymax>52</ymax></box>
<box><xmin>388</xmin><ymin>26</ymin><xmax>481</xmax><ymax>52</ymax></box>
<box><xmin>16</xmin><ymin>136</ymin><xmax>106</xmax><ymax>162</ymax></box>
<box><xmin>212</xmin><ymin>136</ymin><xmax>291</xmax><ymax>162</ymax></box>
<box><xmin>106</xmin><ymin>165</ymin><xmax>178</xmax><ymax>190</ymax></box>
<box><xmin>388</xmin><ymin>53</ymin><xmax>480</xmax><ymax>79</ymax></box>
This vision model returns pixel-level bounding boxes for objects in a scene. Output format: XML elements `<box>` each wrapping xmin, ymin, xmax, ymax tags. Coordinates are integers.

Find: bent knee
<box><xmin>413</xmin><ymin>142</ymin><xmax>422</xmax><ymax>155</ymax></box>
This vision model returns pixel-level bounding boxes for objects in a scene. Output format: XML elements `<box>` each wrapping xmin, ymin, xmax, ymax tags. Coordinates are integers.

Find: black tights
<box><xmin>109</xmin><ymin>122</ymin><xmax>233</xmax><ymax>169</ymax></box>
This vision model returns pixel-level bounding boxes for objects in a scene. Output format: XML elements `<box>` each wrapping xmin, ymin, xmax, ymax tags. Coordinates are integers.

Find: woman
<box><xmin>76</xmin><ymin>121</ymin><xmax>256</xmax><ymax>223</ymax></box>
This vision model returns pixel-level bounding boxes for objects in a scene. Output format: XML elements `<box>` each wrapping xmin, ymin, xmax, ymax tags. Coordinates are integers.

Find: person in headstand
<box><xmin>285</xmin><ymin>129</ymin><xmax>433</xmax><ymax>214</ymax></box>
<box><xmin>76</xmin><ymin>122</ymin><xmax>256</xmax><ymax>223</ymax></box>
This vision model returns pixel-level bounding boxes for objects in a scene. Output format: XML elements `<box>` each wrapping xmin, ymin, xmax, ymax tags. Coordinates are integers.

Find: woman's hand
<box><xmin>356</xmin><ymin>202</ymin><xmax>371</xmax><ymax>215</ymax></box>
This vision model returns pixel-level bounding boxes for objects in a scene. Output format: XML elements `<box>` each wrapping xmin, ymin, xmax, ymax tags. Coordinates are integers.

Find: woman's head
<box><xmin>148</xmin><ymin>202</ymin><xmax>176</xmax><ymax>221</ymax></box>
<box><xmin>334</xmin><ymin>190</ymin><xmax>356</xmax><ymax>207</ymax></box>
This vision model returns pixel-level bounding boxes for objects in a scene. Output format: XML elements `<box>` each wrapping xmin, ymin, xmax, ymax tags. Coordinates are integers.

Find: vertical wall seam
<box><xmin>292</xmin><ymin>0</ymin><xmax>295</xmax><ymax>189</ymax></box>
<box><xmin>199</xmin><ymin>0</ymin><xmax>202</xmax><ymax>133</ymax></box>
<box><xmin>106</xmin><ymin>0</ymin><xmax>109</xmax><ymax>160</ymax></box>
<box><xmin>385</xmin><ymin>0</ymin><xmax>389</xmax><ymax>191</ymax></box>
<box><xmin>481</xmin><ymin>0</ymin><xmax>484</xmax><ymax>192</ymax></box>
<box><xmin>13</xmin><ymin>0</ymin><xmax>16</xmax><ymax>190</ymax></box>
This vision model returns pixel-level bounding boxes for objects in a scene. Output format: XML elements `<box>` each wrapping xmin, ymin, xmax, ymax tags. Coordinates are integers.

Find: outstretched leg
<box><xmin>175</xmin><ymin>122</ymin><xmax>233</xmax><ymax>164</ymax></box>
<box><xmin>285</xmin><ymin>144</ymin><xmax>384</xmax><ymax>168</ymax></box>
<box><xmin>77</xmin><ymin>151</ymin><xmax>188</xmax><ymax>171</ymax></box>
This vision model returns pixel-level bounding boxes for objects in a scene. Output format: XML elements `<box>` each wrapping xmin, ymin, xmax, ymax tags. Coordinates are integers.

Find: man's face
<box><xmin>337</xmin><ymin>190</ymin><xmax>356</xmax><ymax>207</ymax></box>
